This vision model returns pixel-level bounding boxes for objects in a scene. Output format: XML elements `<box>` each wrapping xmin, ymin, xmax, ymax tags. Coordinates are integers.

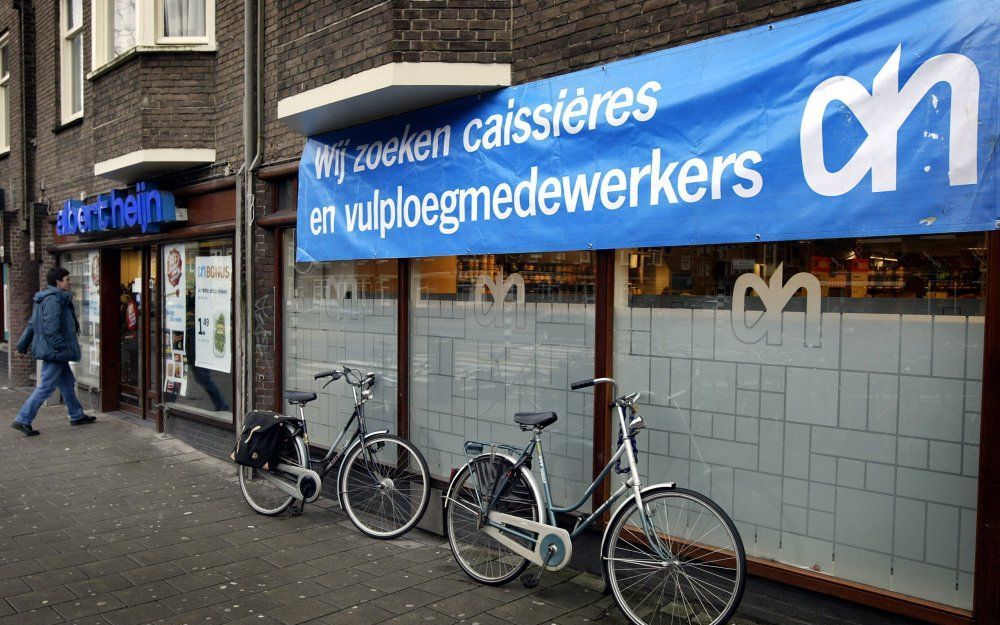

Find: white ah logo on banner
<box><xmin>732</xmin><ymin>264</ymin><xmax>822</xmax><ymax>348</ymax></box>
<box><xmin>801</xmin><ymin>45</ymin><xmax>980</xmax><ymax>197</ymax></box>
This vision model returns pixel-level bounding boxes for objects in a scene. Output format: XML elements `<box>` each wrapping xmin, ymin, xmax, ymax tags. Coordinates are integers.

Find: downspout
<box><xmin>235</xmin><ymin>0</ymin><xmax>261</xmax><ymax>428</ymax></box>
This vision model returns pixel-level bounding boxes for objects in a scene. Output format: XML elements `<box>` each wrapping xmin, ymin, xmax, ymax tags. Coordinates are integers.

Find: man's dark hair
<box><xmin>46</xmin><ymin>267</ymin><xmax>70</xmax><ymax>286</ymax></box>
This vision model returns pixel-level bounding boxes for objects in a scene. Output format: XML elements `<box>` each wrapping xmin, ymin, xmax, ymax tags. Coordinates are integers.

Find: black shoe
<box><xmin>70</xmin><ymin>415</ymin><xmax>97</xmax><ymax>426</ymax></box>
<box><xmin>11</xmin><ymin>422</ymin><xmax>40</xmax><ymax>436</ymax></box>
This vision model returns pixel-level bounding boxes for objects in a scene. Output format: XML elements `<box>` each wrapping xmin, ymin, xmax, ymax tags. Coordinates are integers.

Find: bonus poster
<box><xmin>194</xmin><ymin>256</ymin><xmax>232</xmax><ymax>373</ymax></box>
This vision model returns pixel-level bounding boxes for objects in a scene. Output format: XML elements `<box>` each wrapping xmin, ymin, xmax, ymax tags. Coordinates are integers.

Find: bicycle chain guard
<box><xmin>482</xmin><ymin>511</ymin><xmax>573</xmax><ymax>571</ymax></box>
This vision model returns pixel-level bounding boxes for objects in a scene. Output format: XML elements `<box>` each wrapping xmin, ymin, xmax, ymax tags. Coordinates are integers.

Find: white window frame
<box><xmin>0</xmin><ymin>33</ymin><xmax>10</xmax><ymax>154</ymax></box>
<box><xmin>60</xmin><ymin>0</ymin><xmax>85</xmax><ymax>123</ymax></box>
<box><xmin>92</xmin><ymin>0</ymin><xmax>215</xmax><ymax>73</ymax></box>
<box><xmin>155</xmin><ymin>0</ymin><xmax>215</xmax><ymax>45</ymax></box>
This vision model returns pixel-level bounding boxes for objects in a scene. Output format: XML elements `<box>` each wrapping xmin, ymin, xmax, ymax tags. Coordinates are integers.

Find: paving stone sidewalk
<box><xmin>0</xmin><ymin>387</ymin><xmax>647</xmax><ymax>625</ymax></box>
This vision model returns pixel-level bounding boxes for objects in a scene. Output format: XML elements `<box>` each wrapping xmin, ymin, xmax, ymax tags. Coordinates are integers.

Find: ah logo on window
<box><xmin>732</xmin><ymin>264</ymin><xmax>822</xmax><ymax>348</ymax></box>
<box><xmin>474</xmin><ymin>270</ymin><xmax>527</xmax><ymax>329</ymax></box>
<box><xmin>800</xmin><ymin>45</ymin><xmax>980</xmax><ymax>197</ymax></box>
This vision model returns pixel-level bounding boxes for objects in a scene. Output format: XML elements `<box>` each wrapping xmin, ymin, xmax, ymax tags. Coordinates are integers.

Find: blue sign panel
<box><xmin>297</xmin><ymin>0</ymin><xmax>998</xmax><ymax>262</ymax></box>
<box><xmin>57</xmin><ymin>183</ymin><xmax>179</xmax><ymax>236</ymax></box>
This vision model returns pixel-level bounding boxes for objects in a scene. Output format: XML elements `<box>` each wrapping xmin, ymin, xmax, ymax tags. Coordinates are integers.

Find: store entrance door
<box><xmin>108</xmin><ymin>247</ymin><xmax>159</xmax><ymax>420</ymax></box>
<box><xmin>119</xmin><ymin>250</ymin><xmax>142</xmax><ymax>414</ymax></box>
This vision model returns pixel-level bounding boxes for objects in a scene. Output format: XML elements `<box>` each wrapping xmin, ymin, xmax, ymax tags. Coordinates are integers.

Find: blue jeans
<box><xmin>15</xmin><ymin>361</ymin><xmax>85</xmax><ymax>425</ymax></box>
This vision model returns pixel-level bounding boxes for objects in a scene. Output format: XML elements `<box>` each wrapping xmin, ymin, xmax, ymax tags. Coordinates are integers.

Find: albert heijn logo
<box><xmin>56</xmin><ymin>183</ymin><xmax>179</xmax><ymax>236</ymax></box>
<box><xmin>800</xmin><ymin>45</ymin><xmax>980</xmax><ymax>197</ymax></box>
<box><xmin>732</xmin><ymin>264</ymin><xmax>822</xmax><ymax>348</ymax></box>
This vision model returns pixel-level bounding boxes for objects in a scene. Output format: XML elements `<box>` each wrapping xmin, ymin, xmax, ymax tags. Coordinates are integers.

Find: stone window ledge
<box><xmin>87</xmin><ymin>44</ymin><xmax>218</xmax><ymax>81</ymax></box>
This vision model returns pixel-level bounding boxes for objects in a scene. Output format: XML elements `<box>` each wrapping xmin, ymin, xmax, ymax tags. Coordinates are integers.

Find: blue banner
<box><xmin>297</xmin><ymin>0</ymin><xmax>998</xmax><ymax>262</ymax></box>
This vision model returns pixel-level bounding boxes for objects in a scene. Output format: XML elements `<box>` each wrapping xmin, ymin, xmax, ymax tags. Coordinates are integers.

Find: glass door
<box><xmin>145</xmin><ymin>246</ymin><xmax>160</xmax><ymax>419</ymax></box>
<box><xmin>119</xmin><ymin>249</ymin><xmax>143</xmax><ymax>414</ymax></box>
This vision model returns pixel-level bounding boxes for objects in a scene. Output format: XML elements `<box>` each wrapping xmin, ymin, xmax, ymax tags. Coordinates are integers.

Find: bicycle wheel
<box><xmin>339</xmin><ymin>434</ymin><xmax>431</xmax><ymax>539</ymax></box>
<box><xmin>238</xmin><ymin>425</ymin><xmax>308</xmax><ymax>516</ymax></box>
<box><xmin>605</xmin><ymin>486</ymin><xmax>745</xmax><ymax>625</ymax></box>
<box><xmin>446</xmin><ymin>455</ymin><xmax>541</xmax><ymax>585</ymax></box>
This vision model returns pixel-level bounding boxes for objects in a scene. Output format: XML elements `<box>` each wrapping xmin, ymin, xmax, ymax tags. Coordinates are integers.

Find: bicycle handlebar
<box><xmin>314</xmin><ymin>370</ymin><xmax>342</xmax><ymax>380</ymax></box>
<box><xmin>315</xmin><ymin>366</ymin><xmax>376</xmax><ymax>389</ymax></box>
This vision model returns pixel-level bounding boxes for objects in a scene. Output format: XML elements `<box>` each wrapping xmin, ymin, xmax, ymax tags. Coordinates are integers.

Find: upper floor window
<box><xmin>93</xmin><ymin>0</ymin><xmax>215</xmax><ymax>70</ymax></box>
<box><xmin>61</xmin><ymin>0</ymin><xmax>85</xmax><ymax>123</ymax></box>
<box><xmin>0</xmin><ymin>33</ymin><xmax>10</xmax><ymax>153</ymax></box>
<box><xmin>161</xmin><ymin>0</ymin><xmax>208</xmax><ymax>40</ymax></box>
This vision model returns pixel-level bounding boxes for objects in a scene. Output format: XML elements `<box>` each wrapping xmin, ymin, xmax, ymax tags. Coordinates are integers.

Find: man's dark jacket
<box><xmin>16</xmin><ymin>286</ymin><xmax>81</xmax><ymax>362</ymax></box>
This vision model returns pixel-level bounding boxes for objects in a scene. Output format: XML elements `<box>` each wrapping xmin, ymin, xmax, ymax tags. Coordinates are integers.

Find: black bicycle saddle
<box><xmin>514</xmin><ymin>411</ymin><xmax>558</xmax><ymax>428</ymax></box>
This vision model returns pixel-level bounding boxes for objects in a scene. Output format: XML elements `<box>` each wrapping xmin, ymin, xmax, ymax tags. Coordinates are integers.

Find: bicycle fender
<box><xmin>334</xmin><ymin>429</ymin><xmax>390</xmax><ymax>507</ymax></box>
<box><xmin>442</xmin><ymin>453</ymin><xmax>544</xmax><ymax>517</ymax></box>
<box><xmin>599</xmin><ymin>482</ymin><xmax>676</xmax><ymax>594</ymax></box>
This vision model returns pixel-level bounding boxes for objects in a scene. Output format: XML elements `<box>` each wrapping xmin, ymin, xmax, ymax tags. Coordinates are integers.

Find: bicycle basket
<box><xmin>231</xmin><ymin>411</ymin><xmax>295</xmax><ymax>470</ymax></box>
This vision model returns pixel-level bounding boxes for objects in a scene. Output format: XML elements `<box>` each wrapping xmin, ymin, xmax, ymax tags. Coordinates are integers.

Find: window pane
<box><xmin>163</xmin><ymin>0</ymin><xmax>207</xmax><ymax>37</ymax></box>
<box><xmin>282</xmin><ymin>230</ymin><xmax>398</xmax><ymax>448</ymax></box>
<box><xmin>1</xmin><ymin>83</ymin><xmax>8</xmax><ymax>150</ymax></box>
<box><xmin>114</xmin><ymin>0</ymin><xmax>136</xmax><ymax>55</ymax></box>
<box><xmin>410</xmin><ymin>252</ymin><xmax>596</xmax><ymax>509</ymax></box>
<box><xmin>65</xmin><ymin>0</ymin><xmax>82</xmax><ymax>30</ymax></box>
<box><xmin>62</xmin><ymin>252</ymin><xmax>101</xmax><ymax>388</ymax></box>
<box><xmin>613</xmin><ymin>234</ymin><xmax>986</xmax><ymax>609</ymax></box>
<box><xmin>162</xmin><ymin>240</ymin><xmax>234</xmax><ymax>419</ymax></box>
<box><xmin>70</xmin><ymin>34</ymin><xmax>82</xmax><ymax>114</ymax></box>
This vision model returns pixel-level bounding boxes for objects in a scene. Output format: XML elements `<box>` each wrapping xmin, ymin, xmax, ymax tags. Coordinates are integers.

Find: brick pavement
<box><xmin>0</xmin><ymin>388</ymin><xmax>642</xmax><ymax>625</ymax></box>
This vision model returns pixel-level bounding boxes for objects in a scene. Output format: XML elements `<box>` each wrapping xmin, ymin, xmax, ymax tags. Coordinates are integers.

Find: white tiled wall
<box><xmin>615</xmin><ymin>305</ymin><xmax>982</xmax><ymax>609</ymax></box>
<box><xmin>410</xmin><ymin>297</ymin><xmax>595</xmax><ymax>509</ymax></box>
<box><xmin>283</xmin><ymin>262</ymin><xmax>398</xmax><ymax>449</ymax></box>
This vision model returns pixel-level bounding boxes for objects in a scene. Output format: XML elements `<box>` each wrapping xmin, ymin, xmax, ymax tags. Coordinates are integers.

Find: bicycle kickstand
<box><xmin>520</xmin><ymin>544</ymin><xmax>558</xmax><ymax>589</ymax></box>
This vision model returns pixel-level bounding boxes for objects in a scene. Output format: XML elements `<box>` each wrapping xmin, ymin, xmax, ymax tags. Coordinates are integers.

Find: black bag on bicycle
<box><xmin>231</xmin><ymin>411</ymin><xmax>294</xmax><ymax>470</ymax></box>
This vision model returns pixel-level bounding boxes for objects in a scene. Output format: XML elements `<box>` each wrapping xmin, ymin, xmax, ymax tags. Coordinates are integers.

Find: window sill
<box><xmin>88</xmin><ymin>43</ymin><xmax>218</xmax><ymax>81</ymax></box>
<box><xmin>53</xmin><ymin>115</ymin><xmax>84</xmax><ymax>134</ymax></box>
<box><xmin>0</xmin><ymin>148</ymin><xmax>10</xmax><ymax>160</ymax></box>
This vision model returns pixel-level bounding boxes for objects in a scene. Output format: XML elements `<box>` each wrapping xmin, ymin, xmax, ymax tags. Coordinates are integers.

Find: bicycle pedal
<box><xmin>520</xmin><ymin>570</ymin><xmax>540</xmax><ymax>588</ymax></box>
<box><xmin>288</xmin><ymin>504</ymin><xmax>304</xmax><ymax>517</ymax></box>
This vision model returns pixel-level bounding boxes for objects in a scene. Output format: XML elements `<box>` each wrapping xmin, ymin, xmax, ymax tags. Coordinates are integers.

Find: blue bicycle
<box><xmin>444</xmin><ymin>377</ymin><xmax>746</xmax><ymax>625</ymax></box>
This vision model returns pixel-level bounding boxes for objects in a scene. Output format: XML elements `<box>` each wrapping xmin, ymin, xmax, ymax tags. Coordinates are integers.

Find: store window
<box><xmin>61</xmin><ymin>252</ymin><xmax>101</xmax><ymax>388</ymax></box>
<box><xmin>0</xmin><ymin>32</ymin><xmax>10</xmax><ymax>154</ymax></box>
<box><xmin>60</xmin><ymin>0</ymin><xmax>84</xmax><ymax>122</ymax></box>
<box><xmin>410</xmin><ymin>252</ymin><xmax>596</xmax><ymax>508</ymax></box>
<box><xmin>161</xmin><ymin>240</ymin><xmax>233</xmax><ymax>420</ymax></box>
<box><xmin>92</xmin><ymin>0</ymin><xmax>215</xmax><ymax>69</ymax></box>
<box><xmin>613</xmin><ymin>234</ymin><xmax>986</xmax><ymax>608</ymax></box>
<box><xmin>282</xmin><ymin>229</ymin><xmax>398</xmax><ymax>448</ymax></box>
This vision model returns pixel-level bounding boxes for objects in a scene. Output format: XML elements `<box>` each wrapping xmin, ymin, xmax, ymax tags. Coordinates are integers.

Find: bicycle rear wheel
<box><xmin>446</xmin><ymin>455</ymin><xmax>540</xmax><ymax>585</ymax></box>
<box><xmin>605</xmin><ymin>487</ymin><xmax>745</xmax><ymax>625</ymax></box>
<box><xmin>339</xmin><ymin>434</ymin><xmax>431</xmax><ymax>539</ymax></box>
<box><xmin>238</xmin><ymin>425</ymin><xmax>308</xmax><ymax>516</ymax></box>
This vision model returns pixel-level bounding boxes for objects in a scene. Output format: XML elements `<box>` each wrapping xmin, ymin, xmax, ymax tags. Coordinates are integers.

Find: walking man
<box><xmin>12</xmin><ymin>267</ymin><xmax>97</xmax><ymax>436</ymax></box>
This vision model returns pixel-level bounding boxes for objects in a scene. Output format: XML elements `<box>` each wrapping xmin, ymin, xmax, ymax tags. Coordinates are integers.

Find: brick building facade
<box><xmin>1</xmin><ymin>3</ymin><xmax>997</xmax><ymax>625</ymax></box>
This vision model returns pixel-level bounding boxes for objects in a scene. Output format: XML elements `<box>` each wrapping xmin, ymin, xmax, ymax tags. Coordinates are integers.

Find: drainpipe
<box><xmin>235</xmin><ymin>0</ymin><xmax>261</xmax><ymax>428</ymax></box>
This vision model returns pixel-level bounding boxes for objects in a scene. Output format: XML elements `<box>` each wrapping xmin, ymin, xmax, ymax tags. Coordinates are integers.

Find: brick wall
<box><xmin>262</xmin><ymin>1</ymin><xmax>513</xmax><ymax>167</ymax></box>
<box><xmin>511</xmin><ymin>0</ymin><xmax>854</xmax><ymax>82</ymax></box>
<box><xmin>0</xmin><ymin>1</ymin><xmax>38</xmax><ymax>385</ymax></box>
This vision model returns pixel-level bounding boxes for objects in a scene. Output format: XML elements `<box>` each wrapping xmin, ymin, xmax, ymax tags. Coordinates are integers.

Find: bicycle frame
<box><xmin>472</xmin><ymin>381</ymin><xmax>673</xmax><ymax>558</ymax></box>
<box><xmin>288</xmin><ymin>376</ymin><xmax>380</xmax><ymax>481</ymax></box>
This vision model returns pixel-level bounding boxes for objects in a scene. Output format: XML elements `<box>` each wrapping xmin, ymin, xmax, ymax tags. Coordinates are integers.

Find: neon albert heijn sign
<box><xmin>56</xmin><ymin>182</ymin><xmax>180</xmax><ymax>236</ymax></box>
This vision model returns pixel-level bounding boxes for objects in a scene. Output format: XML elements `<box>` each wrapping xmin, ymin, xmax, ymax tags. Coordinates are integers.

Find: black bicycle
<box><xmin>237</xmin><ymin>366</ymin><xmax>431</xmax><ymax>539</ymax></box>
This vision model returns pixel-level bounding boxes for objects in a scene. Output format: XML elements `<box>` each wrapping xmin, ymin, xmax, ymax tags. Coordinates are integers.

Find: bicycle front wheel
<box><xmin>339</xmin><ymin>434</ymin><xmax>431</xmax><ymax>539</ymax></box>
<box><xmin>238</xmin><ymin>425</ymin><xmax>308</xmax><ymax>516</ymax></box>
<box><xmin>446</xmin><ymin>455</ymin><xmax>541</xmax><ymax>585</ymax></box>
<box><xmin>605</xmin><ymin>487</ymin><xmax>745</xmax><ymax>625</ymax></box>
